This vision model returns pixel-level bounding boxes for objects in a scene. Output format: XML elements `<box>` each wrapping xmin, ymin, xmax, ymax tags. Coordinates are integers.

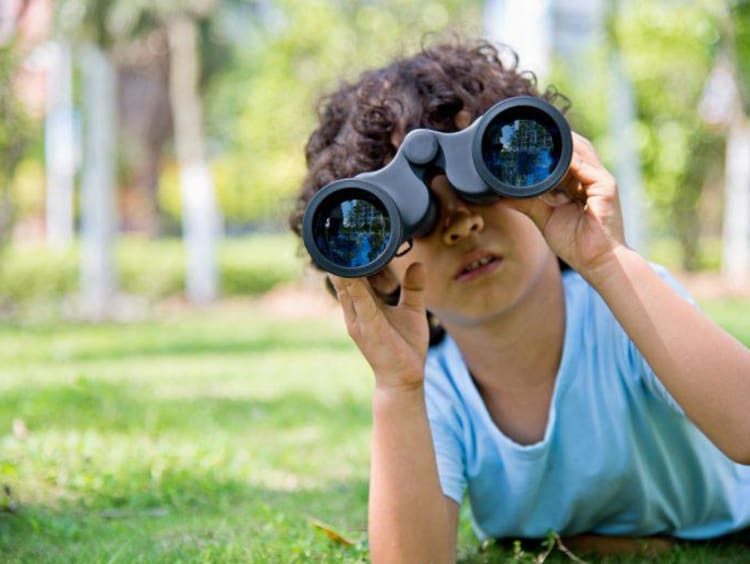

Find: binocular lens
<box><xmin>481</xmin><ymin>113</ymin><xmax>561</xmax><ymax>188</ymax></box>
<box><xmin>312</xmin><ymin>194</ymin><xmax>392</xmax><ymax>269</ymax></box>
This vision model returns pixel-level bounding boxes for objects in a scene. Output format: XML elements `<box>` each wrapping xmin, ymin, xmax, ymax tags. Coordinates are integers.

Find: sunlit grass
<box><xmin>1</xmin><ymin>299</ymin><xmax>749</xmax><ymax>562</ymax></box>
<box><xmin>0</xmin><ymin>310</ymin><xmax>372</xmax><ymax>562</ymax></box>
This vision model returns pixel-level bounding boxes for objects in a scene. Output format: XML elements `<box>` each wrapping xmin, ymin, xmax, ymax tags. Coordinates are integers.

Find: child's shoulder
<box><xmin>562</xmin><ymin>262</ymin><xmax>694</xmax><ymax>324</ymax></box>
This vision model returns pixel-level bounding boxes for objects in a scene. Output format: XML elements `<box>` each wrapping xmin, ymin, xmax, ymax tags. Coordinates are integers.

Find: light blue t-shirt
<box><xmin>424</xmin><ymin>266</ymin><xmax>750</xmax><ymax>540</ymax></box>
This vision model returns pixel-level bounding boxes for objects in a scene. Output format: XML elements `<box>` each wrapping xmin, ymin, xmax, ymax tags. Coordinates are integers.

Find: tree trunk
<box><xmin>80</xmin><ymin>44</ymin><xmax>118</xmax><ymax>319</ymax></box>
<box><xmin>115</xmin><ymin>29</ymin><xmax>173</xmax><ymax>236</ymax></box>
<box><xmin>45</xmin><ymin>40</ymin><xmax>75</xmax><ymax>249</ymax></box>
<box><xmin>167</xmin><ymin>14</ymin><xmax>220</xmax><ymax>305</ymax></box>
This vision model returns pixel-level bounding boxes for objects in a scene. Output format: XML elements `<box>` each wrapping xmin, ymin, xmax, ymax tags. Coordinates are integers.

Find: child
<box><xmin>289</xmin><ymin>39</ymin><xmax>750</xmax><ymax>562</ymax></box>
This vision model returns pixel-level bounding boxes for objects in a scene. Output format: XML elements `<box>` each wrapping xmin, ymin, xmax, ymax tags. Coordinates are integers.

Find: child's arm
<box><xmin>330</xmin><ymin>265</ymin><xmax>460</xmax><ymax>563</ymax></box>
<box><xmin>511</xmin><ymin>133</ymin><xmax>750</xmax><ymax>464</ymax></box>
<box><xmin>369</xmin><ymin>385</ymin><xmax>460</xmax><ymax>563</ymax></box>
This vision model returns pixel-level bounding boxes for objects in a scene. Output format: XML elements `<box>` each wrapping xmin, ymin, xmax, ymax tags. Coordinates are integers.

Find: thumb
<box><xmin>398</xmin><ymin>262</ymin><xmax>426</xmax><ymax>312</ymax></box>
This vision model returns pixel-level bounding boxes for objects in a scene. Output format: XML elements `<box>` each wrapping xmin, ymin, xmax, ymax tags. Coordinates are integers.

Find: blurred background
<box><xmin>3</xmin><ymin>1</ymin><xmax>750</xmax><ymax>561</ymax></box>
<box><xmin>0</xmin><ymin>0</ymin><xmax>749</xmax><ymax>318</ymax></box>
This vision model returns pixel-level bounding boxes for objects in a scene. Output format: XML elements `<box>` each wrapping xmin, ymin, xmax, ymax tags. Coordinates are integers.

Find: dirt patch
<box><xmin>254</xmin><ymin>282</ymin><xmax>339</xmax><ymax>319</ymax></box>
<box><xmin>672</xmin><ymin>272</ymin><xmax>750</xmax><ymax>301</ymax></box>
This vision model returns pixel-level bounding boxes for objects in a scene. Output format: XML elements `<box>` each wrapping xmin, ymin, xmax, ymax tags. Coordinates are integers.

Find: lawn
<box><xmin>0</xmin><ymin>297</ymin><xmax>749</xmax><ymax>563</ymax></box>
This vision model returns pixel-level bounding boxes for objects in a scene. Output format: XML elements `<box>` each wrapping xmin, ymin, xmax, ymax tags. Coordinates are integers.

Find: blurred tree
<box><xmin>80</xmin><ymin>43</ymin><xmax>118</xmax><ymax>318</ymax></box>
<box><xmin>730</xmin><ymin>0</ymin><xmax>750</xmax><ymax>113</ymax></box>
<box><xmin>57</xmin><ymin>0</ymin><xmax>235</xmax><ymax>305</ymax></box>
<box><xmin>604</xmin><ymin>0</ymin><xmax>647</xmax><ymax>256</ymax></box>
<box><xmin>115</xmin><ymin>10</ymin><xmax>236</xmax><ymax>237</ymax></box>
<box><xmin>56</xmin><ymin>0</ymin><xmax>119</xmax><ymax>318</ymax></box>
<box><xmin>717</xmin><ymin>0</ymin><xmax>750</xmax><ymax>284</ymax></box>
<box><xmin>166</xmin><ymin>8</ymin><xmax>221</xmax><ymax>304</ymax></box>
<box><xmin>615</xmin><ymin>0</ymin><xmax>724</xmax><ymax>271</ymax></box>
<box><xmin>44</xmin><ymin>40</ymin><xmax>77</xmax><ymax>249</ymax></box>
<box><xmin>0</xmin><ymin>45</ymin><xmax>33</xmax><ymax>248</ymax></box>
<box><xmin>107</xmin><ymin>0</ymin><xmax>240</xmax><ymax>303</ymax></box>
<box><xmin>114</xmin><ymin>29</ymin><xmax>173</xmax><ymax>236</ymax></box>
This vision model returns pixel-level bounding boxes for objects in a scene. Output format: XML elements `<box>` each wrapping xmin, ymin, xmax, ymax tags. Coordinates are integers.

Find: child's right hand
<box><xmin>329</xmin><ymin>262</ymin><xmax>429</xmax><ymax>392</ymax></box>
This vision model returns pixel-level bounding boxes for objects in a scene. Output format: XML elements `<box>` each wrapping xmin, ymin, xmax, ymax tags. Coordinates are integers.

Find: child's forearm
<box><xmin>368</xmin><ymin>383</ymin><xmax>457</xmax><ymax>563</ymax></box>
<box><xmin>587</xmin><ymin>246</ymin><xmax>750</xmax><ymax>464</ymax></box>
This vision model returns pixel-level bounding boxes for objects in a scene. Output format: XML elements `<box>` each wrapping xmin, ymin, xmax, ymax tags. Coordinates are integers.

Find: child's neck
<box><xmin>445</xmin><ymin>258</ymin><xmax>566</xmax><ymax>444</ymax></box>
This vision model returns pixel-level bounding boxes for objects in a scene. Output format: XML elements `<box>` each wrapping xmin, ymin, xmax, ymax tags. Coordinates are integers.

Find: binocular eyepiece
<box><xmin>302</xmin><ymin>96</ymin><xmax>572</xmax><ymax>278</ymax></box>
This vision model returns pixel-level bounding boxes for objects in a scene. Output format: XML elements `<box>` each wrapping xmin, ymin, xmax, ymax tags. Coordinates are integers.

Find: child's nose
<box><xmin>442</xmin><ymin>202</ymin><xmax>484</xmax><ymax>245</ymax></box>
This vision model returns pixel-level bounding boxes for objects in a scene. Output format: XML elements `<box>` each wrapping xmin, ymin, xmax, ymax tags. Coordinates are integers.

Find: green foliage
<box><xmin>9</xmin><ymin>158</ymin><xmax>46</xmax><ymax>220</ymax></box>
<box><xmin>0</xmin><ymin>247</ymin><xmax>79</xmax><ymax>306</ymax></box>
<box><xmin>701</xmin><ymin>297</ymin><xmax>750</xmax><ymax>344</ymax></box>
<box><xmin>730</xmin><ymin>0</ymin><xmax>750</xmax><ymax>113</ymax></box>
<box><xmin>55</xmin><ymin>0</ymin><xmax>120</xmax><ymax>46</ymax></box>
<box><xmin>614</xmin><ymin>0</ymin><xmax>725</xmax><ymax>269</ymax></box>
<box><xmin>0</xmin><ymin>233</ymin><xmax>302</xmax><ymax>306</ymax></box>
<box><xmin>547</xmin><ymin>46</ymin><xmax>611</xmax><ymax>154</ymax></box>
<box><xmin>218</xmin><ymin>234</ymin><xmax>302</xmax><ymax>295</ymax></box>
<box><xmin>0</xmin><ymin>47</ymin><xmax>31</xmax><ymax>182</ymax></box>
<box><xmin>203</xmin><ymin>0</ymin><xmax>482</xmax><ymax>227</ymax></box>
<box><xmin>0</xmin><ymin>46</ymin><xmax>35</xmax><ymax>245</ymax></box>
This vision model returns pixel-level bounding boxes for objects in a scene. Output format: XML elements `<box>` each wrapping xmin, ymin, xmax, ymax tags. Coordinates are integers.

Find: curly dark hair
<box><xmin>289</xmin><ymin>37</ymin><xmax>570</xmax><ymax>345</ymax></box>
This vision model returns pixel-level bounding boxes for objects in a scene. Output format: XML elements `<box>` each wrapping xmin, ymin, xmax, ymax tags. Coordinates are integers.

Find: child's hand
<box><xmin>504</xmin><ymin>132</ymin><xmax>628</xmax><ymax>281</ymax></box>
<box><xmin>330</xmin><ymin>262</ymin><xmax>429</xmax><ymax>392</ymax></box>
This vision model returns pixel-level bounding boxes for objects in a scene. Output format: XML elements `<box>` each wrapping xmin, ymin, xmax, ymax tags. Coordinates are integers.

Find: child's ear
<box><xmin>367</xmin><ymin>267</ymin><xmax>401</xmax><ymax>305</ymax></box>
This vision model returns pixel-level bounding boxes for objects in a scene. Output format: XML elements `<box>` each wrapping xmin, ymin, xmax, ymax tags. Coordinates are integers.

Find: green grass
<box><xmin>0</xmin><ymin>298</ymin><xmax>749</xmax><ymax>562</ymax></box>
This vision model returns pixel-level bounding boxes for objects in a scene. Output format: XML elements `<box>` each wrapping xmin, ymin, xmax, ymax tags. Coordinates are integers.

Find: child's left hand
<box><xmin>504</xmin><ymin>132</ymin><xmax>628</xmax><ymax>280</ymax></box>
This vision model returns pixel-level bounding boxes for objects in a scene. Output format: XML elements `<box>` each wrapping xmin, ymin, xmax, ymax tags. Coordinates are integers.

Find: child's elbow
<box><xmin>720</xmin><ymin>436</ymin><xmax>750</xmax><ymax>466</ymax></box>
<box><xmin>731</xmin><ymin>422</ymin><xmax>750</xmax><ymax>465</ymax></box>
<box><xmin>730</xmin><ymin>447</ymin><xmax>750</xmax><ymax>466</ymax></box>
<box><xmin>711</xmin><ymin>416</ymin><xmax>750</xmax><ymax>465</ymax></box>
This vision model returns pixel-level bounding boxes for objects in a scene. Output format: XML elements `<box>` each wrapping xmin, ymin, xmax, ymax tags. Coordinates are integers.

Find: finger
<box><xmin>342</xmin><ymin>276</ymin><xmax>381</xmax><ymax>324</ymax></box>
<box><xmin>330</xmin><ymin>275</ymin><xmax>357</xmax><ymax>325</ymax></box>
<box><xmin>572</xmin><ymin>132</ymin><xmax>604</xmax><ymax>167</ymax></box>
<box><xmin>367</xmin><ymin>268</ymin><xmax>400</xmax><ymax>304</ymax></box>
<box><xmin>539</xmin><ymin>168</ymin><xmax>586</xmax><ymax>207</ymax></box>
<box><xmin>398</xmin><ymin>262</ymin><xmax>426</xmax><ymax>312</ymax></box>
<box><xmin>569</xmin><ymin>157</ymin><xmax>614</xmax><ymax>190</ymax></box>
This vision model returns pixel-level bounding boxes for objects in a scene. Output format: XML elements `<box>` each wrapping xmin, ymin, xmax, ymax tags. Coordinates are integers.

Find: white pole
<box><xmin>45</xmin><ymin>41</ymin><xmax>75</xmax><ymax>248</ymax></box>
<box><xmin>722</xmin><ymin>115</ymin><xmax>750</xmax><ymax>286</ymax></box>
<box><xmin>609</xmin><ymin>52</ymin><xmax>647</xmax><ymax>255</ymax></box>
<box><xmin>484</xmin><ymin>0</ymin><xmax>552</xmax><ymax>79</ymax></box>
<box><xmin>700</xmin><ymin>55</ymin><xmax>750</xmax><ymax>286</ymax></box>
<box><xmin>167</xmin><ymin>14</ymin><xmax>221</xmax><ymax>305</ymax></box>
<box><xmin>80</xmin><ymin>44</ymin><xmax>118</xmax><ymax>319</ymax></box>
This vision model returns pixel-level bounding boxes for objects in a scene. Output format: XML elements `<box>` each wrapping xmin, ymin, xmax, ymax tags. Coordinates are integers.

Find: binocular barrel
<box><xmin>303</xmin><ymin>96</ymin><xmax>572</xmax><ymax>278</ymax></box>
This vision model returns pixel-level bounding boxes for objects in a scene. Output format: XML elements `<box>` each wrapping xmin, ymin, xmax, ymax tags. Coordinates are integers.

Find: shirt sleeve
<box><xmin>423</xmin><ymin>357</ymin><xmax>467</xmax><ymax>505</ymax></box>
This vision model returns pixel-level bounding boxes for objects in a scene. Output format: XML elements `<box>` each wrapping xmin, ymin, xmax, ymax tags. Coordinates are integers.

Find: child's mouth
<box><xmin>455</xmin><ymin>254</ymin><xmax>502</xmax><ymax>282</ymax></box>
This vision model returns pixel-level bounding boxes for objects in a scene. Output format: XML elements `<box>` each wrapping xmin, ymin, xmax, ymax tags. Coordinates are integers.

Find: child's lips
<box><xmin>453</xmin><ymin>252</ymin><xmax>503</xmax><ymax>282</ymax></box>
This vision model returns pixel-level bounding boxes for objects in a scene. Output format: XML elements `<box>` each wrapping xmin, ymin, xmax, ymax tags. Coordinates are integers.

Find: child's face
<box><xmin>385</xmin><ymin>174</ymin><xmax>558</xmax><ymax>327</ymax></box>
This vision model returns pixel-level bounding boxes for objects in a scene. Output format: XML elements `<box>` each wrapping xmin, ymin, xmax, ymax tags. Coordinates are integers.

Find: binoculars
<box><xmin>302</xmin><ymin>96</ymin><xmax>572</xmax><ymax>278</ymax></box>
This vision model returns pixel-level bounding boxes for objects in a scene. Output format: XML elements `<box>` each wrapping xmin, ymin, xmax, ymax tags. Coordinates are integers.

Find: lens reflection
<box><xmin>482</xmin><ymin>117</ymin><xmax>559</xmax><ymax>187</ymax></box>
<box><xmin>314</xmin><ymin>197</ymin><xmax>391</xmax><ymax>268</ymax></box>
